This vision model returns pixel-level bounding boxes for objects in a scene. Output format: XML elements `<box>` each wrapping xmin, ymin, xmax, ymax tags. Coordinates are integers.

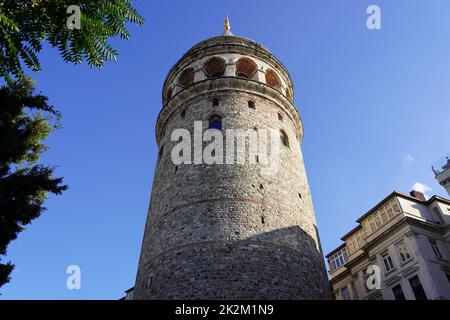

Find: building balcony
<box><xmin>432</xmin><ymin>154</ymin><xmax>450</xmax><ymax>177</ymax></box>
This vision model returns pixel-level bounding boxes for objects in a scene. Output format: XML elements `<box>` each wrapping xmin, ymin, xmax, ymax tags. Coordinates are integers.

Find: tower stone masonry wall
<box><xmin>133</xmin><ymin>34</ymin><xmax>331</xmax><ymax>299</ymax></box>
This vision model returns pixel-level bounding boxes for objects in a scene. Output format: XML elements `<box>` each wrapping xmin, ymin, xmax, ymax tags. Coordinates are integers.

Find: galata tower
<box><xmin>133</xmin><ymin>17</ymin><xmax>330</xmax><ymax>300</ymax></box>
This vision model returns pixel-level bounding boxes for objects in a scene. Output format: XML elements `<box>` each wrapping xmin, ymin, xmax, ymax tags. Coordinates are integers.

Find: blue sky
<box><xmin>1</xmin><ymin>0</ymin><xmax>450</xmax><ymax>299</ymax></box>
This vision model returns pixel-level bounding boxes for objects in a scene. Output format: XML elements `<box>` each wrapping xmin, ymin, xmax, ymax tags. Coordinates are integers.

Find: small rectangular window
<box><xmin>429</xmin><ymin>239</ymin><xmax>443</xmax><ymax>259</ymax></box>
<box><xmin>396</xmin><ymin>240</ymin><xmax>411</xmax><ymax>263</ymax></box>
<box><xmin>382</xmin><ymin>253</ymin><xmax>395</xmax><ymax>272</ymax></box>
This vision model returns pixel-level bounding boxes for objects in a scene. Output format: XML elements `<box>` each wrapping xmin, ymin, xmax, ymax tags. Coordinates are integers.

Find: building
<box><xmin>132</xmin><ymin>17</ymin><xmax>330</xmax><ymax>299</ymax></box>
<box><xmin>119</xmin><ymin>287</ymin><xmax>134</xmax><ymax>300</ymax></box>
<box><xmin>433</xmin><ymin>154</ymin><xmax>450</xmax><ymax>196</ymax></box>
<box><xmin>326</xmin><ymin>190</ymin><xmax>450</xmax><ymax>300</ymax></box>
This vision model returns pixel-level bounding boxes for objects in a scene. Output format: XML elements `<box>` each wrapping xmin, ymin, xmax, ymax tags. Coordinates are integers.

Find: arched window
<box><xmin>203</xmin><ymin>57</ymin><xmax>226</xmax><ymax>78</ymax></box>
<box><xmin>265</xmin><ymin>69</ymin><xmax>281</xmax><ymax>89</ymax></box>
<box><xmin>280</xmin><ymin>130</ymin><xmax>289</xmax><ymax>148</ymax></box>
<box><xmin>164</xmin><ymin>87</ymin><xmax>172</xmax><ymax>102</ymax></box>
<box><xmin>248</xmin><ymin>100</ymin><xmax>256</xmax><ymax>109</ymax></box>
<box><xmin>212</xmin><ymin>98</ymin><xmax>219</xmax><ymax>106</ymax></box>
<box><xmin>285</xmin><ymin>88</ymin><xmax>293</xmax><ymax>101</ymax></box>
<box><xmin>178</xmin><ymin>67</ymin><xmax>195</xmax><ymax>87</ymax></box>
<box><xmin>235</xmin><ymin>57</ymin><xmax>258</xmax><ymax>78</ymax></box>
<box><xmin>208</xmin><ymin>115</ymin><xmax>222</xmax><ymax>131</ymax></box>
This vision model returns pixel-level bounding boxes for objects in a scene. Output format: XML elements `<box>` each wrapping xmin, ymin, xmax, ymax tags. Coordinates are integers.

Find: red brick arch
<box><xmin>178</xmin><ymin>67</ymin><xmax>195</xmax><ymax>87</ymax></box>
<box><xmin>265</xmin><ymin>69</ymin><xmax>281</xmax><ymax>89</ymax></box>
<box><xmin>235</xmin><ymin>57</ymin><xmax>258</xmax><ymax>78</ymax></box>
<box><xmin>203</xmin><ymin>57</ymin><xmax>226</xmax><ymax>78</ymax></box>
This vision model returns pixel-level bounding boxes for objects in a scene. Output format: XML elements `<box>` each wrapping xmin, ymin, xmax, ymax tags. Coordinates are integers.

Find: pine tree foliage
<box><xmin>0</xmin><ymin>0</ymin><xmax>144</xmax><ymax>83</ymax></box>
<box><xmin>0</xmin><ymin>77</ymin><xmax>68</xmax><ymax>288</ymax></box>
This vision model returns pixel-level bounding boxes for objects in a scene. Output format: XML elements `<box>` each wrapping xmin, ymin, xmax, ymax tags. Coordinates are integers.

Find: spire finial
<box><xmin>224</xmin><ymin>14</ymin><xmax>233</xmax><ymax>36</ymax></box>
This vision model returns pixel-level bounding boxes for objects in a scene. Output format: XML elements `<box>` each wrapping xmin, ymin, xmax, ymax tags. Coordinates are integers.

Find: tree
<box><xmin>0</xmin><ymin>78</ymin><xmax>67</xmax><ymax>286</ymax></box>
<box><xmin>0</xmin><ymin>0</ymin><xmax>143</xmax><ymax>289</ymax></box>
<box><xmin>0</xmin><ymin>77</ymin><xmax>68</xmax><ymax>287</ymax></box>
<box><xmin>0</xmin><ymin>0</ymin><xmax>144</xmax><ymax>83</ymax></box>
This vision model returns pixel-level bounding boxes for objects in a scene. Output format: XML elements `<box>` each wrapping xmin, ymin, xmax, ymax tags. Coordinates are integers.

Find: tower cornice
<box><xmin>155</xmin><ymin>77</ymin><xmax>304</xmax><ymax>145</ymax></box>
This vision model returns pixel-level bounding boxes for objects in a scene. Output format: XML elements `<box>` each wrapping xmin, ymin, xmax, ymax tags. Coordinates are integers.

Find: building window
<box><xmin>203</xmin><ymin>57</ymin><xmax>226</xmax><ymax>78</ymax></box>
<box><xmin>165</xmin><ymin>87</ymin><xmax>173</xmax><ymax>102</ymax></box>
<box><xmin>178</xmin><ymin>67</ymin><xmax>195</xmax><ymax>87</ymax></box>
<box><xmin>432</xmin><ymin>207</ymin><xmax>442</xmax><ymax>224</ymax></box>
<box><xmin>158</xmin><ymin>145</ymin><xmax>164</xmax><ymax>159</ymax></box>
<box><xmin>382</xmin><ymin>253</ymin><xmax>395</xmax><ymax>272</ymax></box>
<box><xmin>278</xmin><ymin>113</ymin><xmax>283</xmax><ymax>121</ymax></box>
<box><xmin>235</xmin><ymin>57</ymin><xmax>258</xmax><ymax>78</ymax></box>
<box><xmin>280</xmin><ymin>130</ymin><xmax>289</xmax><ymax>148</ymax></box>
<box><xmin>409</xmin><ymin>276</ymin><xmax>427</xmax><ymax>300</ymax></box>
<box><xmin>212</xmin><ymin>98</ymin><xmax>219</xmax><ymax>106</ymax></box>
<box><xmin>392</xmin><ymin>285</ymin><xmax>406</xmax><ymax>300</ymax></box>
<box><xmin>248</xmin><ymin>100</ymin><xmax>256</xmax><ymax>109</ymax></box>
<box><xmin>364</xmin><ymin>197</ymin><xmax>402</xmax><ymax>234</ymax></box>
<box><xmin>285</xmin><ymin>88</ymin><xmax>292</xmax><ymax>101</ymax></box>
<box><xmin>429</xmin><ymin>239</ymin><xmax>443</xmax><ymax>259</ymax></box>
<box><xmin>396</xmin><ymin>240</ymin><xmax>412</xmax><ymax>263</ymax></box>
<box><xmin>340</xmin><ymin>287</ymin><xmax>351</xmax><ymax>300</ymax></box>
<box><xmin>330</xmin><ymin>248</ymin><xmax>349</xmax><ymax>271</ymax></box>
<box><xmin>265</xmin><ymin>69</ymin><xmax>281</xmax><ymax>89</ymax></box>
<box><xmin>208</xmin><ymin>115</ymin><xmax>222</xmax><ymax>131</ymax></box>
<box><xmin>180</xmin><ymin>109</ymin><xmax>186</xmax><ymax>118</ymax></box>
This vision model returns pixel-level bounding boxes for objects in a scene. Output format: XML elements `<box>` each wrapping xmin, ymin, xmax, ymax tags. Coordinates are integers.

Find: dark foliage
<box><xmin>0</xmin><ymin>78</ymin><xmax>67</xmax><ymax>287</ymax></box>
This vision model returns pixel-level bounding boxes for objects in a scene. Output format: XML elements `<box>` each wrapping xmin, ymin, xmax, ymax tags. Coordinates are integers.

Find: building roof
<box><xmin>326</xmin><ymin>191</ymin><xmax>450</xmax><ymax>258</ymax></box>
<box><xmin>325</xmin><ymin>243</ymin><xmax>346</xmax><ymax>258</ymax></box>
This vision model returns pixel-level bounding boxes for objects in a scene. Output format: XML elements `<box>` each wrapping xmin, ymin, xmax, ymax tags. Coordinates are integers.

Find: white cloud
<box><xmin>403</xmin><ymin>153</ymin><xmax>414</xmax><ymax>166</ymax></box>
<box><xmin>412</xmin><ymin>182</ymin><xmax>432</xmax><ymax>199</ymax></box>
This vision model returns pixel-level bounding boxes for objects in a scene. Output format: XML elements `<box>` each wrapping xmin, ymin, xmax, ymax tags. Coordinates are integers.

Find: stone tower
<box><xmin>133</xmin><ymin>18</ymin><xmax>330</xmax><ymax>300</ymax></box>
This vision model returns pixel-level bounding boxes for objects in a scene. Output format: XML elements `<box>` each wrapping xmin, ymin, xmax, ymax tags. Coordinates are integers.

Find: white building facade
<box><xmin>327</xmin><ymin>191</ymin><xmax>450</xmax><ymax>300</ymax></box>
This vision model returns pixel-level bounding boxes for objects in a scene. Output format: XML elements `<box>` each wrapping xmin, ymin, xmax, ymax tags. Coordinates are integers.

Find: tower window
<box><xmin>181</xmin><ymin>110</ymin><xmax>186</xmax><ymax>118</ymax></box>
<box><xmin>265</xmin><ymin>69</ymin><xmax>281</xmax><ymax>89</ymax></box>
<box><xmin>248</xmin><ymin>100</ymin><xmax>256</xmax><ymax>109</ymax></box>
<box><xmin>235</xmin><ymin>57</ymin><xmax>258</xmax><ymax>78</ymax></box>
<box><xmin>212</xmin><ymin>98</ymin><xmax>219</xmax><ymax>106</ymax></box>
<box><xmin>278</xmin><ymin>113</ymin><xmax>283</xmax><ymax>121</ymax></box>
<box><xmin>203</xmin><ymin>57</ymin><xmax>226</xmax><ymax>78</ymax></box>
<box><xmin>286</xmin><ymin>88</ymin><xmax>293</xmax><ymax>101</ymax></box>
<box><xmin>158</xmin><ymin>145</ymin><xmax>164</xmax><ymax>159</ymax></box>
<box><xmin>165</xmin><ymin>87</ymin><xmax>173</xmax><ymax>102</ymax></box>
<box><xmin>280</xmin><ymin>130</ymin><xmax>289</xmax><ymax>148</ymax></box>
<box><xmin>261</xmin><ymin>217</ymin><xmax>265</xmax><ymax>224</ymax></box>
<box><xmin>178</xmin><ymin>67</ymin><xmax>195</xmax><ymax>87</ymax></box>
<box><xmin>208</xmin><ymin>115</ymin><xmax>222</xmax><ymax>130</ymax></box>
